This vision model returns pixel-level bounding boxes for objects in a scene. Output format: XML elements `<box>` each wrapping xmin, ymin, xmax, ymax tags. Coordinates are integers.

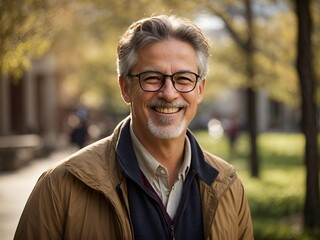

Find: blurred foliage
<box><xmin>254</xmin><ymin>12</ymin><xmax>298</xmax><ymax>107</ymax></box>
<box><xmin>0</xmin><ymin>0</ymin><xmax>61</xmax><ymax>79</ymax></box>
<box><xmin>201</xmin><ymin>0</ymin><xmax>299</xmax><ymax>108</ymax></box>
<box><xmin>0</xmin><ymin>0</ymin><xmax>319</xmax><ymax>111</ymax></box>
<box><xmin>195</xmin><ymin>130</ymin><xmax>320</xmax><ymax>239</ymax></box>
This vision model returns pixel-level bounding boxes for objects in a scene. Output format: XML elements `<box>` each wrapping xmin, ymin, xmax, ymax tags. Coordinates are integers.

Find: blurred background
<box><xmin>0</xmin><ymin>0</ymin><xmax>319</xmax><ymax>239</ymax></box>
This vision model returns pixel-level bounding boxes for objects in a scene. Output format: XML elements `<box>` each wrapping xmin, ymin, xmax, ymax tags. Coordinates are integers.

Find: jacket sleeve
<box><xmin>14</xmin><ymin>168</ymin><xmax>67</xmax><ymax>240</ymax></box>
<box><xmin>235</xmin><ymin>178</ymin><xmax>254</xmax><ymax>240</ymax></box>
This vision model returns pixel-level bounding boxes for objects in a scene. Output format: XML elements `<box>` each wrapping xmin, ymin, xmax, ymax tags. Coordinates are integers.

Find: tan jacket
<box><xmin>14</xmin><ymin>118</ymin><xmax>253</xmax><ymax>240</ymax></box>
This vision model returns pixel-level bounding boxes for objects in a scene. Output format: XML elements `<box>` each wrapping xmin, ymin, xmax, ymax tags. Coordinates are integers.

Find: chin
<box><xmin>148</xmin><ymin>118</ymin><xmax>187</xmax><ymax>139</ymax></box>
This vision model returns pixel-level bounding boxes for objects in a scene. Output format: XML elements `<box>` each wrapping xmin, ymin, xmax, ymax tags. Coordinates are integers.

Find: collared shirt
<box><xmin>130</xmin><ymin>124</ymin><xmax>191</xmax><ymax>219</ymax></box>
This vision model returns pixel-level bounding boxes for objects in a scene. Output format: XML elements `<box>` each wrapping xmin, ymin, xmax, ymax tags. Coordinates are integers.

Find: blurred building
<box><xmin>0</xmin><ymin>55</ymin><xmax>58</xmax><ymax>156</ymax></box>
<box><xmin>204</xmin><ymin>88</ymin><xmax>300</xmax><ymax>132</ymax></box>
<box><xmin>191</xmin><ymin>86</ymin><xmax>300</xmax><ymax>132</ymax></box>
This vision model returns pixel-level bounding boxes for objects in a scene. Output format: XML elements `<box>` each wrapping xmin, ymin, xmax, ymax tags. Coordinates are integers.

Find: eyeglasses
<box><xmin>127</xmin><ymin>70</ymin><xmax>201</xmax><ymax>93</ymax></box>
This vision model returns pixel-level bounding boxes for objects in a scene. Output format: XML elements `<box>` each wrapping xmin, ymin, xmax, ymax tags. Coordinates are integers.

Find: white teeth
<box><xmin>155</xmin><ymin>107</ymin><xmax>179</xmax><ymax>114</ymax></box>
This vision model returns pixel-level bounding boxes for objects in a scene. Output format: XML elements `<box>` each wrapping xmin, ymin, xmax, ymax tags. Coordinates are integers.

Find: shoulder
<box><xmin>202</xmin><ymin>151</ymin><xmax>246</xmax><ymax>197</ymax></box>
<box><xmin>38</xmin><ymin>119</ymin><xmax>129</xmax><ymax>192</ymax></box>
<box><xmin>203</xmin><ymin>151</ymin><xmax>236</xmax><ymax>179</ymax></box>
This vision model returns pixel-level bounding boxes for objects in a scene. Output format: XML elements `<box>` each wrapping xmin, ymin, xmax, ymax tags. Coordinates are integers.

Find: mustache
<box><xmin>147</xmin><ymin>99</ymin><xmax>189</xmax><ymax>108</ymax></box>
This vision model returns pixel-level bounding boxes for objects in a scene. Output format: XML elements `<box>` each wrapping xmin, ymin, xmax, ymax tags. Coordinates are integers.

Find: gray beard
<box><xmin>147</xmin><ymin>117</ymin><xmax>187</xmax><ymax>139</ymax></box>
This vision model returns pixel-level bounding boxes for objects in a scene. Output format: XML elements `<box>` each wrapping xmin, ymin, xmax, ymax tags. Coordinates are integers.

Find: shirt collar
<box><xmin>130</xmin><ymin>123</ymin><xmax>191</xmax><ymax>181</ymax></box>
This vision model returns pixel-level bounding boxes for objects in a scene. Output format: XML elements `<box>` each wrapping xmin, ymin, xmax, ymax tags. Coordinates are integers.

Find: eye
<box><xmin>174</xmin><ymin>73</ymin><xmax>196</xmax><ymax>85</ymax></box>
<box><xmin>141</xmin><ymin>72</ymin><xmax>163</xmax><ymax>83</ymax></box>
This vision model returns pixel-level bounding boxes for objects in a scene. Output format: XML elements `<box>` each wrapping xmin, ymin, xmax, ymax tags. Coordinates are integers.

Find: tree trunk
<box><xmin>295</xmin><ymin>0</ymin><xmax>320</xmax><ymax>229</ymax></box>
<box><xmin>247</xmin><ymin>87</ymin><xmax>258</xmax><ymax>177</ymax></box>
<box><xmin>245</xmin><ymin>0</ymin><xmax>259</xmax><ymax>177</ymax></box>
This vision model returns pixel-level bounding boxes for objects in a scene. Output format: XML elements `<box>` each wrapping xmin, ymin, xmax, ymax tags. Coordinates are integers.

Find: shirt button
<box><xmin>160</xmin><ymin>169</ymin><xmax>166</xmax><ymax>175</ymax></box>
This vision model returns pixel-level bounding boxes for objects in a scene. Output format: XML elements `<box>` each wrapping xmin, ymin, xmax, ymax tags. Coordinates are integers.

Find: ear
<box><xmin>196</xmin><ymin>78</ymin><xmax>206</xmax><ymax>103</ymax></box>
<box><xmin>119</xmin><ymin>76</ymin><xmax>131</xmax><ymax>103</ymax></box>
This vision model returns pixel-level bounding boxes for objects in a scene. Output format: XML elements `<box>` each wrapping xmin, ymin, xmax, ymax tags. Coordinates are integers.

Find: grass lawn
<box><xmin>194</xmin><ymin>130</ymin><xmax>320</xmax><ymax>240</ymax></box>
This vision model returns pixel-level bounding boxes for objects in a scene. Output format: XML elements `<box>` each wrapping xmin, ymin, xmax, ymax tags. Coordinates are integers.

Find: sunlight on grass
<box><xmin>194</xmin><ymin>130</ymin><xmax>319</xmax><ymax>240</ymax></box>
<box><xmin>259</xmin><ymin>133</ymin><xmax>305</xmax><ymax>156</ymax></box>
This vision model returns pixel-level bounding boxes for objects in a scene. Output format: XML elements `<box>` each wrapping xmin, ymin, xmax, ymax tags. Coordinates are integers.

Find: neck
<box><xmin>151</xmin><ymin>138</ymin><xmax>184</xmax><ymax>163</ymax></box>
<box><xmin>150</xmin><ymin>138</ymin><xmax>186</xmax><ymax>187</ymax></box>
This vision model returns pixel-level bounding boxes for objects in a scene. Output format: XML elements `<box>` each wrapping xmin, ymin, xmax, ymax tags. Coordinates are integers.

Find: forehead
<box><xmin>134</xmin><ymin>39</ymin><xmax>198</xmax><ymax>73</ymax></box>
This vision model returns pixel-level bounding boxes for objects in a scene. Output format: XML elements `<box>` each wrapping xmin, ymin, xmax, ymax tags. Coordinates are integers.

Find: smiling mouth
<box><xmin>153</xmin><ymin>107</ymin><xmax>181</xmax><ymax>114</ymax></box>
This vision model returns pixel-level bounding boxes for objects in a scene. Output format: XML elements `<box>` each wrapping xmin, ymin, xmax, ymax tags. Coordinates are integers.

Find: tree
<box><xmin>295</xmin><ymin>0</ymin><xmax>320</xmax><ymax>229</ymax></box>
<box><xmin>204</xmin><ymin>0</ymin><xmax>259</xmax><ymax>177</ymax></box>
<box><xmin>243</xmin><ymin>0</ymin><xmax>259</xmax><ymax>177</ymax></box>
<box><xmin>0</xmin><ymin>0</ymin><xmax>65</xmax><ymax>79</ymax></box>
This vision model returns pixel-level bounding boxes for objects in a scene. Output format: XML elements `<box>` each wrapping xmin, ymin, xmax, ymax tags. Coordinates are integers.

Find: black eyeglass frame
<box><xmin>127</xmin><ymin>70</ymin><xmax>201</xmax><ymax>93</ymax></box>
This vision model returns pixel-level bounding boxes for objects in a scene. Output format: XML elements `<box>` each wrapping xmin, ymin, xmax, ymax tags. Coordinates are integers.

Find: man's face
<box><xmin>120</xmin><ymin>39</ymin><xmax>205</xmax><ymax>141</ymax></box>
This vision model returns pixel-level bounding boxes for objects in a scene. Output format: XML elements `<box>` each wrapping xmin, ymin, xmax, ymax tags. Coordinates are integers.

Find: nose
<box><xmin>157</xmin><ymin>77</ymin><xmax>179</xmax><ymax>100</ymax></box>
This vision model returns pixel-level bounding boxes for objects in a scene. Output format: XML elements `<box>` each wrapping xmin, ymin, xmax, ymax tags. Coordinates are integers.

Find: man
<box><xmin>14</xmin><ymin>15</ymin><xmax>253</xmax><ymax>239</ymax></box>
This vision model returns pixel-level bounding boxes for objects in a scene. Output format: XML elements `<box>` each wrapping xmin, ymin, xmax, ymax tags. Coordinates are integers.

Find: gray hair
<box><xmin>117</xmin><ymin>15</ymin><xmax>210</xmax><ymax>82</ymax></box>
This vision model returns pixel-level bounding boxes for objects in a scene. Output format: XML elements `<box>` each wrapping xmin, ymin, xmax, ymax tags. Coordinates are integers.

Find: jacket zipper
<box><xmin>169</xmin><ymin>225</ymin><xmax>175</xmax><ymax>240</ymax></box>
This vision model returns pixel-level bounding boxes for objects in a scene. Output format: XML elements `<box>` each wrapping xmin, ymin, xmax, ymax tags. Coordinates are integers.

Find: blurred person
<box><xmin>69</xmin><ymin>117</ymin><xmax>88</xmax><ymax>148</ymax></box>
<box><xmin>14</xmin><ymin>15</ymin><xmax>253</xmax><ymax>240</ymax></box>
<box><xmin>226</xmin><ymin>114</ymin><xmax>240</xmax><ymax>158</ymax></box>
<box><xmin>68</xmin><ymin>106</ymin><xmax>89</xmax><ymax>148</ymax></box>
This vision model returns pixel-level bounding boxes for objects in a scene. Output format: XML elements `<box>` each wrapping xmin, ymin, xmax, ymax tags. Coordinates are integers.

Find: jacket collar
<box><xmin>186</xmin><ymin>130</ymin><xmax>219</xmax><ymax>185</ymax></box>
<box><xmin>116</xmin><ymin>117</ymin><xmax>219</xmax><ymax>186</ymax></box>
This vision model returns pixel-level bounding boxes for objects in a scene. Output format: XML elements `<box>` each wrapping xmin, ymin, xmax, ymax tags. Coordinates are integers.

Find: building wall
<box><xmin>0</xmin><ymin>55</ymin><xmax>58</xmax><ymax>150</ymax></box>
